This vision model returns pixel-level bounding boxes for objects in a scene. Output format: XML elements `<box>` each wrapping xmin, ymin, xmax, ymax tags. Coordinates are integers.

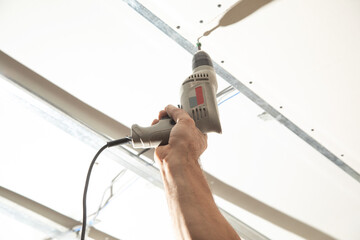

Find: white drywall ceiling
<box><xmin>0</xmin><ymin>0</ymin><xmax>359</xmax><ymax>239</ymax></box>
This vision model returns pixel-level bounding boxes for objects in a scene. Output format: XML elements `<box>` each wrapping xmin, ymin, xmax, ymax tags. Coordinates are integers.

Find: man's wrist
<box><xmin>161</xmin><ymin>154</ymin><xmax>198</xmax><ymax>179</ymax></box>
<box><xmin>160</xmin><ymin>151</ymin><xmax>210</xmax><ymax>197</ymax></box>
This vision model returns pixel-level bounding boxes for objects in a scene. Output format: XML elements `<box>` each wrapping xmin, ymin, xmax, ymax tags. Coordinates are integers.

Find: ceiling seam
<box><xmin>122</xmin><ymin>0</ymin><xmax>360</xmax><ymax>183</ymax></box>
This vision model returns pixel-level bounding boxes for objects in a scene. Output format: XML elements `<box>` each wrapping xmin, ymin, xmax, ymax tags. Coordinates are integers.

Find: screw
<box><xmin>221</xmin><ymin>60</ymin><xmax>224</xmax><ymax>63</ymax></box>
<box><xmin>176</xmin><ymin>26</ymin><xmax>180</xmax><ymax>29</ymax></box>
<box><xmin>249</xmin><ymin>81</ymin><xmax>253</xmax><ymax>84</ymax></box>
<box><xmin>218</xmin><ymin>4</ymin><xmax>222</xmax><ymax>8</ymax></box>
<box><xmin>200</xmin><ymin>20</ymin><xmax>203</xmax><ymax>23</ymax></box>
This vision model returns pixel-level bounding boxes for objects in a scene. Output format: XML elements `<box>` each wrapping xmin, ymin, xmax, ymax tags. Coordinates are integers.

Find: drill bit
<box><xmin>196</xmin><ymin>39</ymin><xmax>202</xmax><ymax>50</ymax></box>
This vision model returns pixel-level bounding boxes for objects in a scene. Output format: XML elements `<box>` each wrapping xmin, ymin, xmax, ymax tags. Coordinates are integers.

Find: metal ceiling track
<box><xmin>121</xmin><ymin>0</ymin><xmax>360</xmax><ymax>184</ymax></box>
<box><xmin>0</xmin><ymin>50</ymin><xmax>338</xmax><ymax>239</ymax></box>
<box><xmin>0</xmin><ymin>186</ymin><xmax>119</xmax><ymax>240</ymax></box>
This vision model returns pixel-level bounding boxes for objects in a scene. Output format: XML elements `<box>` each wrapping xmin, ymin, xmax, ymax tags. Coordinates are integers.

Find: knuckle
<box><xmin>182</xmin><ymin>117</ymin><xmax>195</xmax><ymax>126</ymax></box>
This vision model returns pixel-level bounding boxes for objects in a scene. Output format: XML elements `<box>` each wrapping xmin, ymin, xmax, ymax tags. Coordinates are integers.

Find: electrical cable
<box><xmin>80</xmin><ymin>137</ymin><xmax>131</xmax><ymax>240</ymax></box>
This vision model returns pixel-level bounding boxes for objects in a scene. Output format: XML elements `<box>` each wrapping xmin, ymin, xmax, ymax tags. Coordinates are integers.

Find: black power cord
<box><xmin>81</xmin><ymin>137</ymin><xmax>132</xmax><ymax>240</ymax></box>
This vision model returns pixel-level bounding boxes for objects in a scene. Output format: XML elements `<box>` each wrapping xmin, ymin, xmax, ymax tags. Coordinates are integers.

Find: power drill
<box><xmin>81</xmin><ymin>51</ymin><xmax>222</xmax><ymax>240</ymax></box>
<box><xmin>131</xmin><ymin>50</ymin><xmax>222</xmax><ymax>148</ymax></box>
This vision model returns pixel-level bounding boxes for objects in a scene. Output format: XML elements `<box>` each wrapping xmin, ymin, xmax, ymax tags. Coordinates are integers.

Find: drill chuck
<box><xmin>192</xmin><ymin>51</ymin><xmax>213</xmax><ymax>70</ymax></box>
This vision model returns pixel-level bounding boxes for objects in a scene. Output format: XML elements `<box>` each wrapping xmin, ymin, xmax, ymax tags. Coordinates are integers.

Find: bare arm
<box><xmin>153</xmin><ymin>105</ymin><xmax>240</xmax><ymax>240</ymax></box>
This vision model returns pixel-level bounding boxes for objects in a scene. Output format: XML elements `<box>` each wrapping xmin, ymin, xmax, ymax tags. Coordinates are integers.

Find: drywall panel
<box><xmin>0</xmin><ymin>0</ymin><xmax>192</xmax><ymax>128</ymax></box>
<box><xmin>202</xmin><ymin>90</ymin><xmax>360</xmax><ymax>239</ymax></box>
<box><xmin>200</xmin><ymin>0</ymin><xmax>360</xmax><ymax>174</ymax></box>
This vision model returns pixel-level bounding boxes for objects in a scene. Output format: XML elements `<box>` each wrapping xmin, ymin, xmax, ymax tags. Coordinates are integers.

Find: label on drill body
<box><xmin>189</xmin><ymin>86</ymin><xmax>204</xmax><ymax>108</ymax></box>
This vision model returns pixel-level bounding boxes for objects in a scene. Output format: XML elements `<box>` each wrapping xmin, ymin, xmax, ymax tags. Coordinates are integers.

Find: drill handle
<box><xmin>131</xmin><ymin>117</ymin><xmax>176</xmax><ymax>148</ymax></box>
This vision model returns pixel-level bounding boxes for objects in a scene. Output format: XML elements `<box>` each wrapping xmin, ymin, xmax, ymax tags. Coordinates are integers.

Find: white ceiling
<box><xmin>0</xmin><ymin>0</ymin><xmax>360</xmax><ymax>239</ymax></box>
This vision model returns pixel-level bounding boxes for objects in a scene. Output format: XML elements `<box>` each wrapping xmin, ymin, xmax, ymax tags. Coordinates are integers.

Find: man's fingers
<box><xmin>152</xmin><ymin>119</ymin><xmax>159</xmax><ymax>126</ymax></box>
<box><xmin>155</xmin><ymin>104</ymin><xmax>193</xmax><ymax>125</ymax></box>
<box><xmin>165</xmin><ymin>104</ymin><xmax>190</xmax><ymax>123</ymax></box>
<box><xmin>158</xmin><ymin>110</ymin><xmax>168</xmax><ymax>120</ymax></box>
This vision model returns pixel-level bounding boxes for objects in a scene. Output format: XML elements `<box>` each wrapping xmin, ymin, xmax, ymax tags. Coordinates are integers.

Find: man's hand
<box><xmin>151</xmin><ymin>105</ymin><xmax>241</xmax><ymax>240</ymax></box>
<box><xmin>152</xmin><ymin>104</ymin><xmax>207</xmax><ymax>165</ymax></box>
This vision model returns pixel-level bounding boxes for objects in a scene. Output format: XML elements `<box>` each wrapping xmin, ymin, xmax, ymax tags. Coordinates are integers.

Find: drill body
<box><xmin>131</xmin><ymin>51</ymin><xmax>222</xmax><ymax>148</ymax></box>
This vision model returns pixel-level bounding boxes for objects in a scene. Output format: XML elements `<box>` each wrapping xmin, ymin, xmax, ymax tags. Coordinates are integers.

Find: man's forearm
<box><xmin>160</xmin><ymin>153</ymin><xmax>241</xmax><ymax>240</ymax></box>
